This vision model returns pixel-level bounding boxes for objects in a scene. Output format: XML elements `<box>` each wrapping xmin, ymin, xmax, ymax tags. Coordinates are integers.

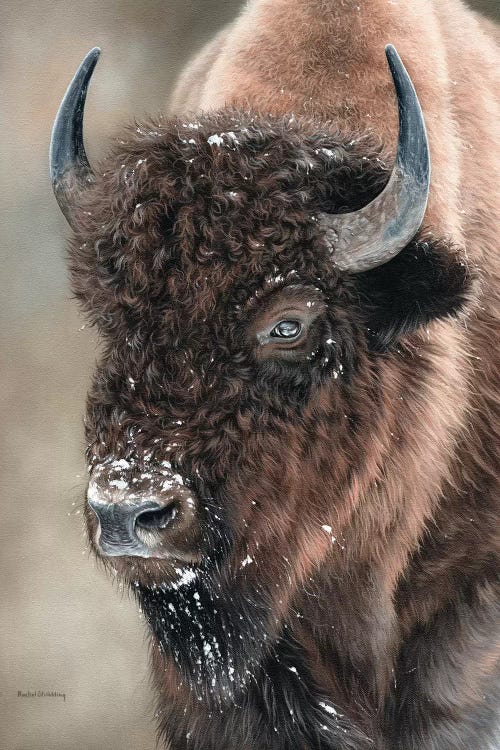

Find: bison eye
<box><xmin>270</xmin><ymin>320</ymin><xmax>302</xmax><ymax>339</ymax></box>
<box><xmin>250</xmin><ymin>285</ymin><xmax>326</xmax><ymax>360</ymax></box>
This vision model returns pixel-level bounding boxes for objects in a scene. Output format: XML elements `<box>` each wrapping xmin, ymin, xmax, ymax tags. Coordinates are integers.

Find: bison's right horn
<box><xmin>320</xmin><ymin>45</ymin><xmax>431</xmax><ymax>273</ymax></box>
<box><xmin>49</xmin><ymin>47</ymin><xmax>100</xmax><ymax>228</ymax></box>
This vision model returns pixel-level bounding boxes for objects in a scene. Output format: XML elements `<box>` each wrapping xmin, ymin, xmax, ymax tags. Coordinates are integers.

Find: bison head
<box><xmin>50</xmin><ymin>47</ymin><xmax>472</xmax><ymax>706</ymax></box>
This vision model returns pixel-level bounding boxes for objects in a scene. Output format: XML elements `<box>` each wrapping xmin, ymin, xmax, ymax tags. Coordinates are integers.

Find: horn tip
<box><xmin>384</xmin><ymin>44</ymin><xmax>399</xmax><ymax>64</ymax></box>
<box><xmin>80</xmin><ymin>46</ymin><xmax>101</xmax><ymax>74</ymax></box>
<box><xmin>88</xmin><ymin>46</ymin><xmax>101</xmax><ymax>60</ymax></box>
<box><xmin>74</xmin><ymin>47</ymin><xmax>101</xmax><ymax>79</ymax></box>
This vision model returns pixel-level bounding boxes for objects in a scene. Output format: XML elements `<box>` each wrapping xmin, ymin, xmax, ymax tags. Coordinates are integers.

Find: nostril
<box><xmin>135</xmin><ymin>502</ymin><xmax>178</xmax><ymax>531</ymax></box>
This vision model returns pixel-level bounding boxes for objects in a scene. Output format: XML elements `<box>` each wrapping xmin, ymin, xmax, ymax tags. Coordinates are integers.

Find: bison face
<box><xmin>52</xmin><ymin>51</ymin><xmax>473</xmax><ymax>703</ymax></box>
<box><xmin>62</xmin><ymin>109</ymin><xmax>469</xmax><ymax>701</ymax></box>
<box><xmin>76</xmin><ymin>112</ymin><xmax>371</xmax><ymax>587</ymax></box>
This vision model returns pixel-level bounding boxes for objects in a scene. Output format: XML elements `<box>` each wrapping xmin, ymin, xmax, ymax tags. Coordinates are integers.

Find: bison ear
<box><xmin>353</xmin><ymin>237</ymin><xmax>474</xmax><ymax>350</ymax></box>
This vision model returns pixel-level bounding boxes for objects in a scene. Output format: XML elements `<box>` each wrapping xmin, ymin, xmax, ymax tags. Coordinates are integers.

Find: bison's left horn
<box><xmin>49</xmin><ymin>47</ymin><xmax>101</xmax><ymax>228</ymax></box>
<box><xmin>320</xmin><ymin>45</ymin><xmax>430</xmax><ymax>273</ymax></box>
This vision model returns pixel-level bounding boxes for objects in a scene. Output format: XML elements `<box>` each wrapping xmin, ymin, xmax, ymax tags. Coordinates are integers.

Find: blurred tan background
<box><xmin>0</xmin><ymin>2</ymin><xmax>498</xmax><ymax>749</ymax></box>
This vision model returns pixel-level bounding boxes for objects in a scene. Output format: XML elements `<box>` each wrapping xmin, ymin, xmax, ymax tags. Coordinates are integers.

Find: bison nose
<box><xmin>87</xmin><ymin>497</ymin><xmax>179</xmax><ymax>558</ymax></box>
<box><xmin>87</xmin><ymin>467</ymin><xmax>199</xmax><ymax>562</ymax></box>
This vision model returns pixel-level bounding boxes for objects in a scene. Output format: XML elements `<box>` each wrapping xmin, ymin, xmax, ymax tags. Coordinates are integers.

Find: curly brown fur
<box><xmin>62</xmin><ymin>98</ymin><xmax>500</xmax><ymax>750</ymax></box>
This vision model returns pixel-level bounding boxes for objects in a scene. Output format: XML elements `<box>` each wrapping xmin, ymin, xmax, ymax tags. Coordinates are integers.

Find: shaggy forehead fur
<box><xmin>69</xmin><ymin>110</ymin><xmax>386</xmax><ymax>328</ymax></box>
<box><xmin>70</xmin><ymin>110</ymin><xmax>389</xmax><ymax>474</ymax></box>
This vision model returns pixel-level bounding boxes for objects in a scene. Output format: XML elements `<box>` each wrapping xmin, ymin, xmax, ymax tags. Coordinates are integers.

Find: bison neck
<box><xmin>138</xmin><ymin>556</ymin><xmax>401</xmax><ymax>750</ymax></box>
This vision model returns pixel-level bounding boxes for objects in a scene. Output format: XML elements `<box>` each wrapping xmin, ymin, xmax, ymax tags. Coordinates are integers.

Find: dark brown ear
<box><xmin>353</xmin><ymin>236</ymin><xmax>475</xmax><ymax>351</ymax></box>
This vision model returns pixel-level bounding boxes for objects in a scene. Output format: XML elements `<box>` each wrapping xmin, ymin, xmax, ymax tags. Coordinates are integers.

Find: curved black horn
<box><xmin>49</xmin><ymin>47</ymin><xmax>101</xmax><ymax>227</ymax></box>
<box><xmin>320</xmin><ymin>45</ymin><xmax>431</xmax><ymax>273</ymax></box>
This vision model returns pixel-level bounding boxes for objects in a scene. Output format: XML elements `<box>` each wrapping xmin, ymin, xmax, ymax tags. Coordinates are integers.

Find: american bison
<box><xmin>50</xmin><ymin>0</ymin><xmax>499</xmax><ymax>747</ymax></box>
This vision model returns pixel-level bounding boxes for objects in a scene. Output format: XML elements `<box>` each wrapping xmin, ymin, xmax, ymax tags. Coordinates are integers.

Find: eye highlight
<box><xmin>248</xmin><ymin>285</ymin><xmax>327</xmax><ymax>361</ymax></box>
<box><xmin>270</xmin><ymin>320</ymin><xmax>302</xmax><ymax>339</ymax></box>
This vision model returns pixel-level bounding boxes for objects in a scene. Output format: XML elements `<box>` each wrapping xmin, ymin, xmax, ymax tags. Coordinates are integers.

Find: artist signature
<box><xmin>17</xmin><ymin>689</ymin><xmax>66</xmax><ymax>702</ymax></box>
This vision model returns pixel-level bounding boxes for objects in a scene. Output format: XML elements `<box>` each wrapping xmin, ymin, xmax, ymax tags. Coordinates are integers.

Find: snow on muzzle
<box><xmin>86</xmin><ymin>458</ymin><xmax>200</xmax><ymax>560</ymax></box>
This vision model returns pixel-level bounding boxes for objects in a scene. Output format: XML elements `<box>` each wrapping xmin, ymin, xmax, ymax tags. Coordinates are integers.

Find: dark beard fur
<box><xmin>136</xmin><ymin>570</ymin><xmax>274</xmax><ymax>705</ymax></box>
<box><xmin>136</xmin><ymin>579</ymin><xmax>372</xmax><ymax>750</ymax></box>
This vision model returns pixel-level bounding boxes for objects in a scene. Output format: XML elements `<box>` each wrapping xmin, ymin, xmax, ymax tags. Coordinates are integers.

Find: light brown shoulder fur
<box><xmin>168</xmin><ymin>25</ymin><xmax>233</xmax><ymax>115</ymax></box>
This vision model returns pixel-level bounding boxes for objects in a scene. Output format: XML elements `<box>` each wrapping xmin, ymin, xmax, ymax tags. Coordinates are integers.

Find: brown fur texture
<box><xmin>67</xmin><ymin>1</ymin><xmax>499</xmax><ymax>748</ymax></box>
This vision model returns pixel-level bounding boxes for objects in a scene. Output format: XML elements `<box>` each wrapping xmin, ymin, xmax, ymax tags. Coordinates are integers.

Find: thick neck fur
<box><xmin>138</xmin><ymin>562</ymin><xmax>382</xmax><ymax>749</ymax></box>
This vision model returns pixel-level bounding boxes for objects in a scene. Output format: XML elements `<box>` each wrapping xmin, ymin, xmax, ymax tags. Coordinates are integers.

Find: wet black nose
<box><xmin>135</xmin><ymin>502</ymin><xmax>178</xmax><ymax>531</ymax></box>
<box><xmin>88</xmin><ymin>498</ymin><xmax>178</xmax><ymax>557</ymax></box>
<box><xmin>87</xmin><ymin>460</ymin><xmax>200</xmax><ymax>560</ymax></box>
